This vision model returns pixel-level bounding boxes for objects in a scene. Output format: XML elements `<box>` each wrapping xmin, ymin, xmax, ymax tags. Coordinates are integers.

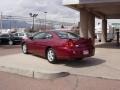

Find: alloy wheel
<box><xmin>47</xmin><ymin>48</ymin><xmax>56</xmax><ymax>63</ymax></box>
<box><xmin>8</xmin><ymin>41</ymin><xmax>13</xmax><ymax>45</ymax></box>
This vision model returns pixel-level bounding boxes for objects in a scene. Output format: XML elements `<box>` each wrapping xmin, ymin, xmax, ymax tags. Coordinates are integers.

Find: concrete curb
<box><xmin>0</xmin><ymin>65</ymin><xmax>70</xmax><ymax>79</ymax></box>
<box><xmin>0</xmin><ymin>66</ymin><xmax>33</xmax><ymax>78</ymax></box>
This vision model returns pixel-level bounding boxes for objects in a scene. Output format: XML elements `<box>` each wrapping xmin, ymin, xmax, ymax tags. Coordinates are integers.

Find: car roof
<box><xmin>0</xmin><ymin>33</ymin><xmax>9</xmax><ymax>35</ymax></box>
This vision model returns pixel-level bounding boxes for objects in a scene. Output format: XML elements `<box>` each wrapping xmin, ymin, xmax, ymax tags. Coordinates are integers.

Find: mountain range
<box><xmin>0</xmin><ymin>19</ymin><xmax>74</xmax><ymax>29</ymax></box>
<box><xmin>1</xmin><ymin>20</ymin><xmax>31</xmax><ymax>29</ymax></box>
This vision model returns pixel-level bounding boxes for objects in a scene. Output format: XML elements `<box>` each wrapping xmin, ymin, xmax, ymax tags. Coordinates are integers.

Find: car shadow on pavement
<box><xmin>57</xmin><ymin>58</ymin><xmax>106</xmax><ymax>68</ymax></box>
<box><xmin>95</xmin><ymin>42</ymin><xmax>120</xmax><ymax>49</ymax></box>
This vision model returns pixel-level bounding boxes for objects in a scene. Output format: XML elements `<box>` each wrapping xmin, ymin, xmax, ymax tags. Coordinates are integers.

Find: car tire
<box><xmin>0</xmin><ymin>40</ymin><xmax>1</xmax><ymax>44</ymax></box>
<box><xmin>22</xmin><ymin>44</ymin><xmax>28</xmax><ymax>54</ymax></box>
<box><xmin>47</xmin><ymin>48</ymin><xmax>57</xmax><ymax>64</ymax></box>
<box><xmin>8</xmin><ymin>40</ymin><xmax>13</xmax><ymax>45</ymax></box>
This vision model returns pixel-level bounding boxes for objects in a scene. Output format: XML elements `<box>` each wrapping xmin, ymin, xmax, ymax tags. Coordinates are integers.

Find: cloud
<box><xmin>0</xmin><ymin>0</ymin><xmax>79</xmax><ymax>22</ymax></box>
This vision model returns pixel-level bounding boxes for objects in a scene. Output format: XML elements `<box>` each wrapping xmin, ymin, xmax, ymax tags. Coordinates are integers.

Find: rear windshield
<box><xmin>56</xmin><ymin>31</ymin><xmax>80</xmax><ymax>39</ymax></box>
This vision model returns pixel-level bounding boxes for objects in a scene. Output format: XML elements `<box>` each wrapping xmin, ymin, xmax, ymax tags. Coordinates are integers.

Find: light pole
<box><xmin>39</xmin><ymin>19</ymin><xmax>42</xmax><ymax>31</ymax></box>
<box><xmin>8</xmin><ymin>16</ymin><xmax>12</xmax><ymax>30</ymax></box>
<box><xmin>29</xmin><ymin>13</ymin><xmax>38</xmax><ymax>32</ymax></box>
<box><xmin>44</xmin><ymin>12</ymin><xmax>47</xmax><ymax>31</ymax></box>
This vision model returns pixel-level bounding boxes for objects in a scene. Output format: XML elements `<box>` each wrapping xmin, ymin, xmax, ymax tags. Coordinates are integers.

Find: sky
<box><xmin>0</xmin><ymin>0</ymin><xmax>80</xmax><ymax>23</ymax></box>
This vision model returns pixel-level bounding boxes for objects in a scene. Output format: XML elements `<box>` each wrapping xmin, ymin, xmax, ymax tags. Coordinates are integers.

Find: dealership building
<box><xmin>63</xmin><ymin>0</ymin><xmax>120</xmax><ymax>42</ymax></box>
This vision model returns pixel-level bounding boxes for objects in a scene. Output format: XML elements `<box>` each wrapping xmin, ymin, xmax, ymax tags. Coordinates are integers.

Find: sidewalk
<box><xmin>1</xmin><ymin>71</ymin><xmax>120</xmax><ymax>90</ymax></box>
<box><xmin>0</xmin><ymin>42</ymin><xmax>120</xmax><ymax>80</ymax></box>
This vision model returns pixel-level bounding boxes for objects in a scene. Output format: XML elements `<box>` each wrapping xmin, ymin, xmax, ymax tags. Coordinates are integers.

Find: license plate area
<box><xmin>83</xmin><ymin>50</ymin><xmax>89</xmax><ymax>55</ymax></box>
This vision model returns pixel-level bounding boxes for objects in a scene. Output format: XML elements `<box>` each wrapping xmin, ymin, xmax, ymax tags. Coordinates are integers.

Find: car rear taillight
<box><xmin>65</xmin><ymin>39</ymin><xmax>75</xmax><ymax>48</ymax></box>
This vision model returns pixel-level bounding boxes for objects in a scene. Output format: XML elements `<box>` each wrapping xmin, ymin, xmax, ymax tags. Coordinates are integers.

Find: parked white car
<box><xmin>14</xmin><ymin>33</ymin><xmax>28</xmax><ymax>39</ymax></box>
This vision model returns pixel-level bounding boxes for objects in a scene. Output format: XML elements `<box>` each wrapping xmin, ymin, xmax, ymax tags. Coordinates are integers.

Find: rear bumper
<box><xmin>56</xmin><ymin>47</ymin><xmax>95</xmax><ymax>60</ymax></box>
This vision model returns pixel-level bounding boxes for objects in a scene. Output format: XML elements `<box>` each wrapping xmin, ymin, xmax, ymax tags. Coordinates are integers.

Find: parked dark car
<box><xmin>0</xmin><ymin>33</ymin><xmax>22</xmax><ymax>45</ymax></box>
<box><xmin>21</xmin><ymin>31</ymin><xmax>95</xmax><ymax>63</ymax></box>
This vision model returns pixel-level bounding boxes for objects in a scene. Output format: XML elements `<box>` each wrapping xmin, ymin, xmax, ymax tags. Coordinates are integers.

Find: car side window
<box><xmin>14</xmin><ymin>33</ymin><xmax>18</xmax><ymax>36</ymax></box>
<box><xmin>33</xmin><ymin>32</ymin><xmax>53</xmax><ymax>40</ymax></box>
<box><xmin>33</xmin><ymin>33</ymin><xmax>46</xmax><ymax>39</ymax></box>
<box><xmin>45</xmin><ymin>33</ymin><xmax>53</xmax><ymax>39</ymax></box>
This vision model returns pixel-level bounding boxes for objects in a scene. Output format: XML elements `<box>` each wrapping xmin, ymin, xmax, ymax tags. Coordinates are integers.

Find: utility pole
<box><xmin>9</xmin><ymin>16</ymin><xmax>12</xmax><ymax>30</ymax></box>
<box><xmin>39</xmin><ymin>19</ymin><xmax>41</xmax><ymax>31</ymax></box>
<box><xmin>0</xmin><ymin>12</ymin><xmax>3</xmax><ymax>30</ymax></box>
<box><xmin>44</xmin><ymin>12</ymin><xmax>47</xmax><ymax>31</ymax></box>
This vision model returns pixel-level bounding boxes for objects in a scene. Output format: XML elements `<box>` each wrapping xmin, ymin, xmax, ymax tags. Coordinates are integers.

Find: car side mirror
<box><xmin>29</xmin><ymin>36</ymin><xmax>33</xmax><ymax>40</ymax></box>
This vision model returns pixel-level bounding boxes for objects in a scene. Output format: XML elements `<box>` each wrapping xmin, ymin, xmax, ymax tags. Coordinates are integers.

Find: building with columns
<box><xmin>63</xmin><ymin>0</ymin><xmax>120</xmax><ymax>42</ymax></box>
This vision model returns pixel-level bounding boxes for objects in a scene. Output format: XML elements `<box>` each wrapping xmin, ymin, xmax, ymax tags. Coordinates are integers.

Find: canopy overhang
<box><xmin>63</xmin><ymin>0</ymin><xmax>120</xmax><ymax>19</ymax></box>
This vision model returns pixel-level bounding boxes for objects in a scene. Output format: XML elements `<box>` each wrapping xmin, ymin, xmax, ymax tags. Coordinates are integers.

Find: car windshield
<box><xmin>56</xmin><ymin>31</ymin><xmax>80</xmax><ymax>39</ymax></box>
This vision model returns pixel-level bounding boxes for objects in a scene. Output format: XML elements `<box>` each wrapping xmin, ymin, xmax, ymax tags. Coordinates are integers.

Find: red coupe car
<box><xmin>21</xmin><ymin>31</ymin><xmax>95</xmax><ymax>63</ymax></box>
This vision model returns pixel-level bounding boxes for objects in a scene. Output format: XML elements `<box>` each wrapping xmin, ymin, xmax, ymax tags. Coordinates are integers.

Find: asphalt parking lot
<box><xmin>0</xmin><ymin>43</ymin><xmax>120</xmax><ymax>80</ymax></box>
<box><xmin>0</xmin><ymin>45</ymin><xmax>21</xmax><ymax>56</ymax></box>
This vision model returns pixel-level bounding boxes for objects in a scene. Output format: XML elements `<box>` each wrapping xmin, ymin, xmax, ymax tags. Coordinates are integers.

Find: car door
<box><xmin>0</xmin><ymin>34</ymin><xmax>9</xmax><ymax>44</ymax></box>
<box><xmin>35</xmin><ymin>33</ymin><xmax>53</xmax><ymax>56</ymax></box>
<box><xmin>25</xmin><ymin>33</ymin><xmax>42</xmax><ymax>54</ymax></box>
<box><xmin>28</xmin><ymin>32</ymin><xmax>47</xmax><ymax>55</ymax></box>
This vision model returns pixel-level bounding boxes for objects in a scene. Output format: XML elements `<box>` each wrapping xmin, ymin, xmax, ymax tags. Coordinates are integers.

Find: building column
<box><xmin>80</xmin><ymin>9</ymin><xmax>89</xmax><ymax>39</ymax></box>
<box><xmin>88</xmin><ymin>13</ymin><xmax>95</xmax><ymax>45</ymax></box>
<box><xmin>101</xmin><ymin>19</ymin><xmax>107</xmax><ymax>42</ymax></box>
